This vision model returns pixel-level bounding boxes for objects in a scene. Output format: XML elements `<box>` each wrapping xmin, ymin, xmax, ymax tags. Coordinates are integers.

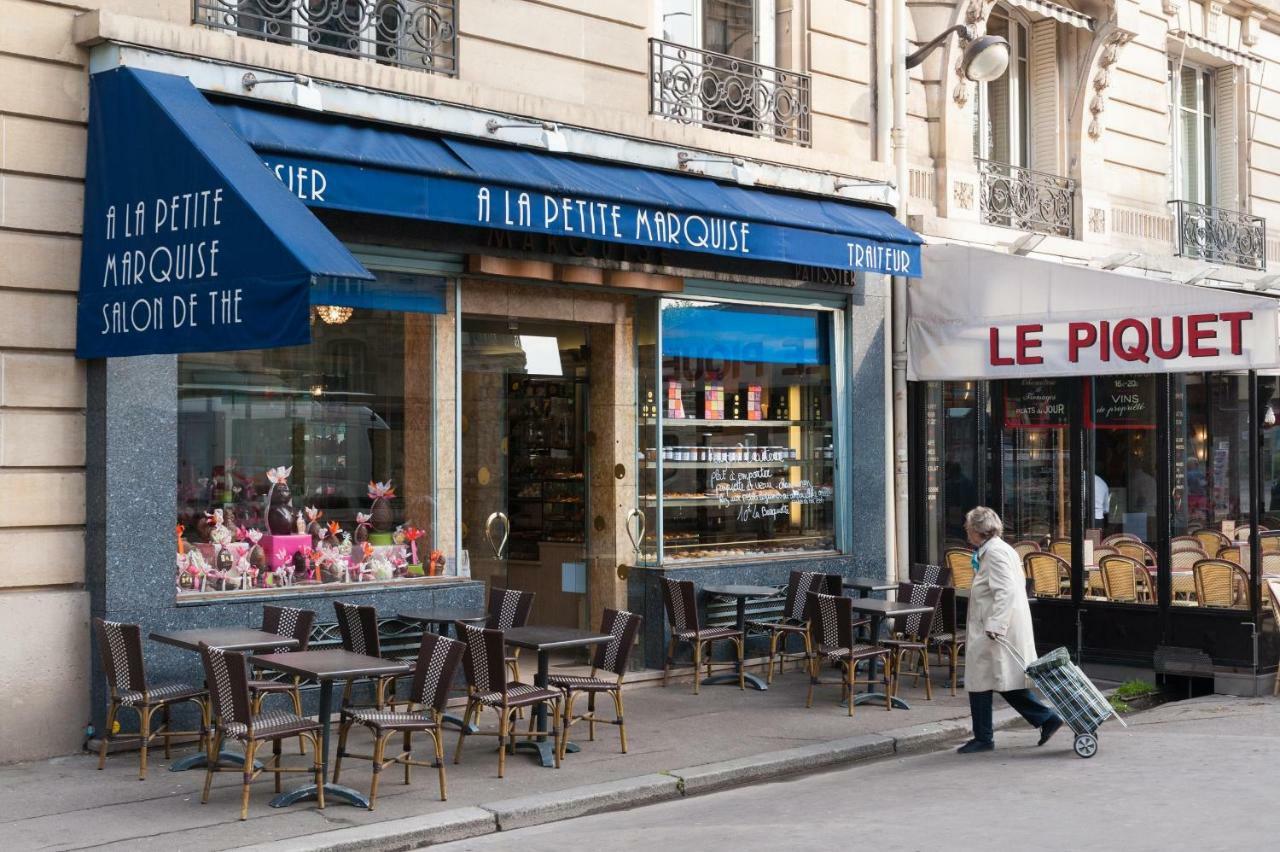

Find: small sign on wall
<box><xmin>562</xmin><ymin>561</ymin><xmax>587</xmax><ymax>594</ymax></box>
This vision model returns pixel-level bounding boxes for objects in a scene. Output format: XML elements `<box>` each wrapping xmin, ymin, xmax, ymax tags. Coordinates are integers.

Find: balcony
<box><xmin>976</xmin><ymin>159</ymin><xmax>1075</xmax><ymax>239</ymax></box>
<box><xmin>649</xmin><ymin>38</ymin><xmax>810</xmax><ymax>147</ymax></box>
<box><xmin>1169</xmin><ymin>200</ymin><xmax>1266</xmax><ymax>271</ymax></box>
<box><xmin>194</xmin><ymin>0</ymin><xmax>458</xmax><ymax>76</ymax></box>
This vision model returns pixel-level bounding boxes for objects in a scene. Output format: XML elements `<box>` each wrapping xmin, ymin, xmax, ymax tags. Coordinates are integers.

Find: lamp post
<box><xmin>886</xmin><ymin>9</ymin><xmax>1009</xmax><ymax>580</ymax></box>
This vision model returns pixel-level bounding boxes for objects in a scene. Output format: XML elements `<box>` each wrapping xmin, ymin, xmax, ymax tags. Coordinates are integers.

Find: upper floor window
<box><xmin>661</xmin><ymin>0</ymin><xmax>776</xmax><ymax>68</ymax></box>
<box><xmin>1169</xmin><ymin>61</ymin><xmax>1215</xmax><ymax>206</ymax></box>
<box><xmin>973</xmin><ymin>8</ymin><xmax>1029</xmax><ymax>167</ymax></box>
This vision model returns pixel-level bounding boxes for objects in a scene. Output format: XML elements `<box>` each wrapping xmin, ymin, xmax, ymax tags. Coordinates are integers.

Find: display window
<box><xmin>175</xmin><ymin>271</ymin><xmax>448</xmax><ymax>596</ymax></box>
<box><xmin>640</xmin><ymin>297</ymin><xmax>837</xmax><ymax>564</ymax></box>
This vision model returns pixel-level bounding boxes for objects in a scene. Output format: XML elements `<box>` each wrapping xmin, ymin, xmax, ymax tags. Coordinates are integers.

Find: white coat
<box><xmin>965</xmin><ymin>536</ymin><xmax>1037</xmax><ymax>692</ymax></box>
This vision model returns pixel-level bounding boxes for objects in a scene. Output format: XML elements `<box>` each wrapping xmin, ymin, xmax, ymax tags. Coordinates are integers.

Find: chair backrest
<box><xmin>1262</xmin><ymin>551</ymin><xmax>1280</xmax><ymax>575</ymax></box>
<box><xmin>893</xmin><ymin>582</ymin><xmax>942</xmax><ymax>640</ymax></box>
<box><xmin>592</xmin><ymin>608</ymin><xmax>644</xmax><ymax>675</ymax></box>
<box><xmin>661</xmin><ymin>577</ymin><xmax>700</xmax><ymax>633</ymax></box>
<box><xmin>1102</xmin><ymin>533</ymin><xmax>1141</xmax><ymax>547</ymax></box>
<box><xmin>261</xmin><ymin>605</ymin><xmax>316</xmax><ymax>652</ymax></box>
<box><xmin>1025</xmin><ymin>552</ymin><xmax>1069</xmax><ymax>598</ymax></box>
<box><xmin>334</xmin><ymin>601</ymin><xmax>382</xmax><ymax>656</ymax></box>
<box><xmin>487</xmin><ymin>587</ymin><xmax>535</xmax><ymax>630</ymax></box>
<box><xmin>1099</xmin><ymin>554</ymin><xmax>1146</xmax><ymax>602</ymax></box>
<box><xmin>1194</xmin><ymin>559</ymin><xmax>1249</xmax><ymax>608</ymax></box>
<box><xmin>460</xmin><ymin>624</ymin><xmax>508</xmax><ymax>695</ymax></box>
<box><xmin>783</xmin><ymin>571</ymin><xmax>830</xmax><ymax>621</ymax></box>
<box><xmin>1049</xmin><ymin>539</ymin><xmax>1073</xmax><ymax>560</ymax></box>
<box><xmin>910</xmin><ymin>562</ymin><xmax>952</xmax><ymax>587</ymax></box>
<box><xmin>1260</xmin><ymin>531</ymin><xmax>1280</xmax><ymax>553</ymax></box>
<box><xmin>1171</xmin><ymin>536</ymin><xmax>1206</xmax><ymax>554</ymax></box>
<box><xmin>1193</xmin><ymin>529</ymin><xmax>1231</xmax><ymax>555</ymax></box>
<box><xmin>808</xmin><ymin>592</ymin><xmax>853</xmax><ymax>652</ymax></box>
<box><xmin>1171</xmin><ymin>549</ymin><xmax>1203</xmax><ymax>571</ymax></box>
<box><xmin>94</xmin><ymin>618</ymin><xmax>147</xmax><ymax>696</ymax></box>
<box><xmin>1235</xmin><ymin>524</ymin><xmax>1266</xmax><ymax>541</ymax></box>
<box><xmin>1217</xmin><ymin>544</ymin><xmax>1243</xmax><ymax>565</ymax></box>
<box><xmin>199</xmin><ymin>642</ymin><xmax>253</xmax><ymax>730</ymax></box>
<box><xmin>1011</xmin><ymin>540</ymin><xmax>1041</xmax><ymax>559</ymax></box>
<box><xmin>944</xmin><ymin>548</ymin><xmax>975</xmax><ymax>590</ymax></box>
<box><xmin>1115</xmin><ymin>541</ymin><xmax>1154</xmax><ymax>564</ymax></box>
<box><xmin>932</xmin><ymin>585</ymin><xmax>958</xmax><ymax>638</ymax></box>
<box><xmin>408</xmin><ymin>633</ymin><xmax>465</xmax><ymax>712</ymax></box>
<box><xmin>1091</xmin><ymin>546</ymin><xmax>1118</xmax><ymax>562</ymax></box>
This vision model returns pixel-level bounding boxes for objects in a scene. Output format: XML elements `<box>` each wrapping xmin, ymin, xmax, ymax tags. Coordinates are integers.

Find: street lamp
<box><xmin>904</xmin><ymin>25</ymin><xmax>1010</xmax><ymax>80</ymax></box>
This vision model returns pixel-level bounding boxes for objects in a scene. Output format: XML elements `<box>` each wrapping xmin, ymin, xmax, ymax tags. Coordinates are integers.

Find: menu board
<box><xmin>1089</xmin><ymin>376</ymin><xmax>1156</xmax><ymax>430</ymax></box>
<box><xmin>1004</xmin><ymin>378</ymin><xmax>1070</xmax><ymax>429</ymax></box>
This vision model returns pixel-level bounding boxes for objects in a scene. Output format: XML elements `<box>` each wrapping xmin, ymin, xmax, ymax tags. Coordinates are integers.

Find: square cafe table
<box><xmin>251</xmin><ymin>649</ymin><xmax>409</xmax><ymax>809</ymax></box>
<box><xmin>397</xmin><ymin>607</ymin><xmax>488</xmax><ymax>731</ymax></box>
<box><xmin>701</xmin><ymin>584</ymin><xmax>780</xmax><ymax>691</ymax></box>
<box><xmin>844</xmin><ymin>581</ymin><xmax>898</xmax><ymax>599</ymax></box>
<box><xmin>503</xmin><ymin>626</ymin><xmax>612</xmax><ymax>767</ymax></box>
<box><xmin>149</xmin><ymin>627</ymin><xmax>301</xmax><ymax>772</ymax></box>
<box><xmin>847</xmin><ymin>598</ymin><xmax>934</xmax><ymax>710</ymax></box>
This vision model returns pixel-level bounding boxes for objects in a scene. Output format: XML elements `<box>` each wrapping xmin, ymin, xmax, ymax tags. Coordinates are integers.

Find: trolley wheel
<box><xmin>1073</xmin><ymin>732</ymin><xmax>1098</xmax><ymax>758</ymax></box>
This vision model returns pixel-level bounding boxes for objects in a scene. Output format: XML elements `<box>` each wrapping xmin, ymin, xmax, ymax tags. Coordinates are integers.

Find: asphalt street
<box><xmin>435</xmin><ymin>694</ymin><xmax>1280</xmax><ymax>851</ymax></box>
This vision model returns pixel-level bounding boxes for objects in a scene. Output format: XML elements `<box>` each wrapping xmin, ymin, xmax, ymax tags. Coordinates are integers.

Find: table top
<box><xmin>844</xmin><ymin>581</ymin><xmax>898</xmax><ymax>592</ymax></box>
<box><xmin>504</xmin><ymin>626</ymin><xmax>614</xmax><ymax>652</ymax></box>
<box><xmin>847</xmin><ymin>599</ymin><xmax>935</xmax><ymax>617</ymax></box>
<box><xmin>150</xmin><ymin>627</ymin><xmax>301</xmax><ymax>653</ymax></box>
<box><xmin>703</xmin><ymin>584</ymin><xmax>779</xmax><ymax>598</ymax></box>
<box><xmin>250</xmin><ymin>649</ymin><xmax>409</xmax><ymax>680</ymax></box>
<box><xmin>397</xmin><ymin>608</ymin><xmax>487</xmax><ymax>625</ymax></box>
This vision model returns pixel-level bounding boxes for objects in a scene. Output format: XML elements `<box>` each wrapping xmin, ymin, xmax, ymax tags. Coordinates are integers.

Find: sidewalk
<box><xmin>3</xmin><ymin>663</ymin><xmax>998</xmax><ymax>851</ymax></box>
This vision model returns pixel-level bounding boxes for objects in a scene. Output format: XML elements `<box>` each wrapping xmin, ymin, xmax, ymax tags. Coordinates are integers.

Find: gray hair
<box><xmin>964</xmin><ymin>506</ymin><xmax>1003</xmax><ymax>541</ymax></box>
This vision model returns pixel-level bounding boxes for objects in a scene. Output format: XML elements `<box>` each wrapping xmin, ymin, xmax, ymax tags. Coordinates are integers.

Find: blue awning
<box><xmin>76</xmin><ymin>68</ymin><xmax>373</xmax><ymax>359</ymax></box>
<box><xmin>213</xmin><ymin>100</ymin><xmax>922</xmax><ymax>278</ymax></box>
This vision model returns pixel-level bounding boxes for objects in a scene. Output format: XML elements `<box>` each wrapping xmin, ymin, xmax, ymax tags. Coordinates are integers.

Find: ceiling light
<box><xmin>313</xmin><ymin>305</ymin><xmax>354</xmax><ymax>325</ymax></box>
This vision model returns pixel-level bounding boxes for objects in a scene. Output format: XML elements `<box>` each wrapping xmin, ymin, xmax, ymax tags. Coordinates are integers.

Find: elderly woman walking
<box><xmin>958</xmin><ymin>506</ymin><xmax>1063</xmax><ymax>753</ymax></box>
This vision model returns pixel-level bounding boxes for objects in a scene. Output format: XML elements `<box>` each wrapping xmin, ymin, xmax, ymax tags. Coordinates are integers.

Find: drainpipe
<box><xmin>876</xmin><ymin>0</ymin><xmax>893</xmax><ymax>161</ymax></box>
<box><xmin>889</xmin><ymin>0</ymin><xmax>911</xmax><ymax>581</ymax></box>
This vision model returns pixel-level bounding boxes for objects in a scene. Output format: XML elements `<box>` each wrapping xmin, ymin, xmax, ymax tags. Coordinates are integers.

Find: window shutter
<box><xmin>1214</xmin><ymin>65</ymin><xmax>1240</xmax><ymax>210</ymax></box>
<box><xmin>1029</xmin><ymin>19</ymin><xmax>1060</xmax><ymax>175</ymax></box>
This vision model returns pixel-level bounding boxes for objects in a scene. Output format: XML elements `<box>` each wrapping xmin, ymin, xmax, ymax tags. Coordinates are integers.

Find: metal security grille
<box><xmin>649</xmin><ymin>38</ymin><xmax>811</xmax><ymax>147</ymax></box>
<box><xmin>193</xmin><ymin>0</ymin><xmax>458</xmax><ymax>76</ymax></box>
<box><xmin>1170</xmin><ymin>199</ymin><xmax>1267</xmax><ymax>271</ymax></box>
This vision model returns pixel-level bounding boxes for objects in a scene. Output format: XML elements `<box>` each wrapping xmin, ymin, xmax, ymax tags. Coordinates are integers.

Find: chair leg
<box><xmin>138</xmin><ymin>704</ymin><xmax>152</xmax><ymax>780</ymax></box>
<box><xmin>587</xmin><ymin>693</ymin><xmax>596</xmax><ymax>742</ymax></box>
<box><xmin>240</xmin><ymin>740</ymin><xmax>258</xmax><ymax>820</ymax></box>
<box><xmin>920</xmin><ymin>649</ymin><xmax>933</xmax><ymax>700</ymax></box>
<box><xmin>613</xmin><ymin>689</ymin><xmax>627</xmax><ymax>754</ymax></box>
<box><xmin>273</xmin><ymin>737</ymin><xmax>283</xmax><ymax>794</ymax></box>
<box><xmin>291</xmin><ymin>684</ymin><xmax>307</xmax><ymax>755</ymax></box>
<box><xmin>845</xmin><ymin>662</ymin><xmax>854</xmax><ymax>717</ymax></box>
<box><xmin>333</xmin><ymin>716</ymin><xmax>352</xmax><ymax>783</ymax></box>
<box><xmin>559</xmin><ymin>691</ymin><xmax>576</xmax><ymax>762</ymax></box>
<box><xmin>735</xmin><ymin>638</ymin><xmax>745</xmax><ymax>690</ymax></box>
<box><xmin>369</xmin><ymin>733</ymin><xmax>388</xmax><ymax>811</ymax></box>
<box><xmin>691</xmin><ymin>642</ymin><xmax>702</xmax><ymax>695</ymax></box>
<box><xmin>765</xmin><ymin>630</ymin><xmax>779</xmax><ymax>684</ymax></box>
<box><xmin>433</xmin><ymin>727</ymin><xmax>447</xmax><ymax>801</ymax></box>
<box><xmin>497</xmin><ymin>709</ymin><xmax>509</xmax><ymax>779</ymax></box>
<box><xmin>882</xmin><ymin>656</ymin><xmax>893</xmax><ymax>711</ymax></box>
<box><xmin>806</xmin><ymin>653</ymin><xmax>817</xmax><ymax>708</ymax></box>
<box><xmin>312</xmin><ymin>732</ymin><xmax>326</xmax><ymax>810</ymax></box>
<box><xmin>162</xmin><ymin>704</ymin><xmax>172</xmax><ymax>759</ymax></box>
<box><xmin>552</xmin><ymin>697</ymin><xmax>562</xmax><ymax>770</ymax></box>
<box><xmin>663</xmin><ymin>638</ymin><xmax>677</xmax><ymax>688</ymax></box>
<box><xmin>453</xmin><ymin>701</ymin><xmax>476</xmax><ymax>765</ymax></box>
<box><xmin>98</xmin><ymin>702</ymin><xmax>118</xmax><ymax>770</ymax></box>
<box><xmin>404</xmin><ymin>731</ymin><xmax>413</xmax><ymax>785</ymax></box>
<box><xmin>201</xmin><ymin>730</ymin><xmax>221</xmax><ymax>804</ymax></box>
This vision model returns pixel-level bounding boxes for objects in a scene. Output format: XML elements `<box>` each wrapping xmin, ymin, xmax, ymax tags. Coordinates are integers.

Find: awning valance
<box><xmin>1005</xmin><ymin>0</ymin><xmax>1094</xmax><ymax>30</ymax></box>
<box><xmin>76</xmin><ymin>68</ymin><xmax>373</xmax><ymax>359</ymax></box>
<box><xmin>211</xmin><ymin>100</ymin><xmax>922</xmax><ymax>278</ymax></box>
<box><xmin>907</xmin><ymin>244</ymin><xmax>1280</xmax><ymax>381</ymax></box>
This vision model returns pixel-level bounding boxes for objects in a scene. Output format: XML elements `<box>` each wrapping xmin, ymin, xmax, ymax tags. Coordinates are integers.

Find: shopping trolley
<box><xmin>995</xmin><ymin>637</ymin><xmax>1125</xmax><ymax>758</ymax></box>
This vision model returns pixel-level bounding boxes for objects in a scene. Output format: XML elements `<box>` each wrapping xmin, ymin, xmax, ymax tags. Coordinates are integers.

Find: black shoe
<box><xmin>1038</xmin><ymin>716</ymin><xmax>1064</xmax><ymax>746</ymax></box>
<box><xmin>956</xmin><ymin>739</ymin><xmax>995</xmax><ymax>754</ymax></box>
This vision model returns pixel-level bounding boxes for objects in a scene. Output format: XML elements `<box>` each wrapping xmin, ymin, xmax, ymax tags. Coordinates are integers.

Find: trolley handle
<box><xmin>991</xmin><ymin>634</ymin><xmax>1030</xmax><ymax>670</ymax></box>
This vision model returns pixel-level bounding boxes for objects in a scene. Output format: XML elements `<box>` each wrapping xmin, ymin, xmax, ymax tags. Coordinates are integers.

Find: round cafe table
<box><xmin>702</xmin><ymin>584</ymin><xmax>779</xmax><ymax>691</ymax></box>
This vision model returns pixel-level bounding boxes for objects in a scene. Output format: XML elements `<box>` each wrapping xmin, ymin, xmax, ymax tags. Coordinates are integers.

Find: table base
<box><xmin>701</xmin><ymin>671</ymin><xmax>768</xmax><ymax>691</ymax></box>
<box><xmin>510</xmin><ymin>739</ymin><xmax>579</xmax><ymax>767</ymax></box>
<box><xmin>442</xmin><ymin>712</ymin><xmax>478</xmax><ymax>733</ymax></box>
<box><xmin>169</xmin><ymin>749</ymin><xmax>263</xmax><ymax>772</ymax></box>
<box><xmin>270</xmin><ymin>781</ymin><xmax>370</xmax><ymax>809</ymax></box>
<box><xmin>848</xmin><ymin>692</ymin><xmax>910</xmax><ymax>710</ymax></box>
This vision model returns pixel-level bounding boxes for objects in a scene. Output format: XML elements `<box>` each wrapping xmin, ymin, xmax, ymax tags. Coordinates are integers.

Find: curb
<box><xmin>239</xmin><ymin>708</ymin><xmax>1029</xmax><ymax>851</ymax></box>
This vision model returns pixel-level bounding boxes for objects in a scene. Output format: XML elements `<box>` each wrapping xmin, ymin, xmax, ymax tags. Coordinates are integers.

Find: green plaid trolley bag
<box><xmin>995</xmin><ymin>639</ymin><xmax>1126</xmax><ymax>758</ymax></box>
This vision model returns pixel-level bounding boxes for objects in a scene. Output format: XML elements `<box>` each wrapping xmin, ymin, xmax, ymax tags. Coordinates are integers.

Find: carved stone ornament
<box><xmin>1088</xmin><ymin>29</ymin><xmax>1135</xmax><ymax>141</ymax></box>
<box><xmin>954</xmin><ymin>180</ymin><xmax>975</xmax><ymax>210</ymax></box>
<box><xmin>1088</xmin><ymin>207</ymin><xmax>1107</xmax><ymax>234</ymax></box>
<box><xmin>952</xmin><ymin>0</ymin><xmax>999</xmax><ymax>106</ymax></box>
<box><xmin>1162</xmin><ymin>0</ymin><xmax>1181</xmax><ymax>18</ymax></box>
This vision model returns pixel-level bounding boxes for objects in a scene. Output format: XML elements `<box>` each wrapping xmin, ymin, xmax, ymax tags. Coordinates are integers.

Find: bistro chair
<box><xmin>93</xmin><ymin>618</ymin><xmax>209</xmax><ymax>780</ymax></box>
<box><xmin>1171</xmin><ymin>549</ymin><xmax>1201</xmax><ymax>602</ymax></box>
<box><xmin>1262</xmin><ymin>551</ymin><xmax>1280</xmax><ymax>577</ymax></box>
<box><xmin>549</xmin><ymin>608</ymin><xmax>644</xmax><ymax>761</ymax></box>
<box><xmin>929</xmin><ymin>585</ymin><xmax>966</xmax><ymax>696</ymax></box>
<box><xmin>910</xmin><ymin>562</ymin><xmax>951</xmax><ymax>586</ymax></box>
<box><xmin>487</xmin><ymin>587</ymin><xmax>535</xmax><ymax>684</ymax></box>
<box><xmin>880</xmin><ymin>582</ymin><xmax>943</xmax><ymax>701</ymax></box>
<box><xmin>453</xmin><ymin>624</ymin><xmax>561</xmax><ymax>778</ymax></box>
<box><xmin>334</xmin><ymin>632</ymin><xmax>465</xmax><ymax>808</ymax></box>
<box><xmin>1217</xmin><ymin>544</ymin><xmax>1243</xmax><ymax>566</ymax></box>
<box><xmin>1171</xmin><ymin>536</ymin><xmax>1206</xmax><ymax>554</ymax></box>
<box><xmin>1048</xmin><ymin>539</ymin><xmax>1073</xmax><ymax>560</ymax></box>
<box><xmin>1193</xmin><ymin>528</ymin><xmax>1231</xmax><ymax>556</ymax></box>
<box><xmin>1235</xmin><ymin>524</ymin><xmax>1267</xmax><ymax>541</ymax></box>
<box><xmin>1102</xmin><ymin>533</ymin><xmax>1141</xmax><ymax>547</ymax></box>
<box><xmin>747</xmin><ymin>570</ymin><xmax>840</xmax><ymax>683</ymax></box>
<box><xmin>1193</xmin><ymin>560</ymin><xmax>1249</xmax><ymax>609</ymax></box>
<box><xmin>1099</xmin><ymin>554</ymin><xmax>1153</xmax><ymax>603</ymax></box>
<box><xmin>198</xmin><ymin>643</ymin><xmax>324</xmax><ymax>820</ymax></box>
<box><xmin>660</xmin><ymin>577</ymin><xmax>744</xmax><ymax>694</ymax></box>
<box><xmin>944</xmin><ymin>548</ymin><xmax>975</xmax><ymax>590</ymax></box>
<box><xmin>1011</xmin><ymin>540</ymin><xmax>1041</xmax><ymax>560</ymax></box>
<box><xmin>250</xmin><ymin>606</ymin><xmax>316</xmax><ymax>754</ymax></box>
<box><xmin>1025</xmin><ymin>552</ymin><xmax>1070</xmax><ymax>598</ymax></box>
<box><xmin>334</xmin><ymin>601</ymin><xmax>405</xmax><ymax>711</ymax></box>
<box><xmin>1259</xmin><ymin>531</ymin><xmax>1280</xmax><ymax>553</ymax></box>
<box><xmin>805</xmin><ymin>592</ymin><xmax>891</xmax><ymax>715</ymax></box>
<box><xmin>1115</xmin><ymin>540</ymin><xmax>1156</xmax><ymax>565</ymax></box>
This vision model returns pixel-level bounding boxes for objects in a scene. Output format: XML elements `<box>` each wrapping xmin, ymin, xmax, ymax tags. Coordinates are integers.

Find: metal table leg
<box><xmin>702</xmin><ymin>595</ymin><xmax>768</xmax><ymax>691</ymax></box>
<box><xmin>270</xmin><ymin>679</ymin><xmax>370</xmax><ymax>808</ymax></box>
<box><xmin>851</xmin><ymin>612</ymin><xmax>910</xmax><ymax>710</ymax></box>
<box><xmin>511</xmin><ymin>650</ymin><xmax>575</xmax><ymax>766</ymax></box>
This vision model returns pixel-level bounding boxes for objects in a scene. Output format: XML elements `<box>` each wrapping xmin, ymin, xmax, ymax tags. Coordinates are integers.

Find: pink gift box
<box><xmin>262</xmin><ymin>534</ymin><xmax>311</xmax><ymax>569</ymax></box>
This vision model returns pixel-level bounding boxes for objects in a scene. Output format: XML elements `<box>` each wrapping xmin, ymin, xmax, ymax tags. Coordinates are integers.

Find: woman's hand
<box><xmin>985</xmin><ymin>630</ymin><xmax>1003</xmax><ymax>640</ymax></box>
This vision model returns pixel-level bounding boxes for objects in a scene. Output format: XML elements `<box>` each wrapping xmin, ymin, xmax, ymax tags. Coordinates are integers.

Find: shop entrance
<box><xmin>460</xmin><ymin>318</ymin><xmax>590</xmax><ymax>629</ymax></box>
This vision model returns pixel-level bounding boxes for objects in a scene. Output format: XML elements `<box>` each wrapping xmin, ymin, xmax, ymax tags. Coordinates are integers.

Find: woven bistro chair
<box><xmin>198</xmin><ymin>643</ymin><xmax>324</xmax><ymax>820</ymax></box>
<box><xmin>1262</xmin><ymin>551</ymin><xmax>1280</xmax><ymax>577</ymax></box>
<box><xmin>93</xmin><ymin>618</ymin><xmax>209</xmax><ymax>780</ymax></box>
<box><xmin>334</xmin><ymin>601</ymin><xmax>405</xmax><ymax>711</ymax></box>
<box><xmin>1171</xmin><ymin>549</ymin><xmax>1202</xmax><ymax>601</ymax></box>
<box><xmin>249</xmin><ymin>606</ymin><xmax>316</xmax><ymax>754</ymax></box>
<box><xmin>334</xmin><ymin>632</ymin><xmax>465</xmax><ymax>808</ymax></box>
<box><xmin>1085</xmin><ymin>547</ymin><xmax>1115</xmax><ymax>599</ymax></box>
<box><xmin>910</xmin><ymin>562</ymin><xmax>951</xmax><ymax>586</ymax></box>
<box><xmin>1010</xmin><ymin>540</ymin><xmax>1041</xmax><ymax>560</ymax></box>
<box><xmin>1171</xmin><ymin>536</ymin><xmax>1207</xmax><ymax>554</ymax></box>
<box><xmin>1217</xmin><ymin>544</ymin><xmax>1243</xmax><ymax>566</ymax></box>
<box><xmin>1193</xmin><ymin>559</ymin><xmax>1250</xmax><ymax>609</ymax></box>
<box><xmin>746</xmin><ymin>570</ymin><xmax>841</xmax><ymax>683</ymax></box>
<box><xmin>549</xmin><ymin>608</ymin><xmax>643</xmax><ymax>761</ymax></box>
<box><xmin>929</xmin><ymin>585</ymin><xmax>966</xmax><ymax>695</ymax></box>
<box><xmin>1193</xmin><ymin>528</ymin><xmax>1232</xmax><ymax>556</ymax></box>
<box><xmin>1235</xmin><ymin>524</ymin><xmax>1267</xmax><ymax>541</ymax></box>
<box><xmin>1099</xmin><ymin>554</ymin><xmax>1153</xmax><ymax>603</ymax></box>
<box><xmin>1102</xmin><ymin>533</ymin><xmax>1141</xmax><ymax>547</ymax></box>
<box><xmin>1025</xmin><ymin>552</ymin><xmax>1070</xmax><ymax>598</ymax></box>
<box><xmin>487</xmin><ymin>587</ymin><xmax>535</xmax><ymax>684</ymax></box>
<box><xmin>1115</xmin><ymin>540</ymin><xmax>1156</xmax><ymax>565</ymax></box>
<box><xmin>880</xmin><ymin>582</ymin><xmax>943</xmax><ymax>701</ymax></box>
<box><xmin>1048</xmin><ymin>539</ymin><xmax>1073</xmax><ymax>560</ymax></box>
<box><xmin>452</xmin><ymin>624</ymin><xmax>562</xmax><ymax>778</ymax></box>
<box><xmin>1260</xmin><ymin>531</ymin><xmax>1280</xmax><ymax>554</ymax></box>
<box><xmin>945</xmin><ymin>548</ymin><xmax>975</xmax><ymax>590</ymax></box>
<box><xmin>805</xmin><ymin>592</ymin><xmax>892</xmax><ymax>715</ymax></box>
<box><xmin>660</xmin><ymin>577</ymin><xmax>744</xmax><ymax>693</ymax></box>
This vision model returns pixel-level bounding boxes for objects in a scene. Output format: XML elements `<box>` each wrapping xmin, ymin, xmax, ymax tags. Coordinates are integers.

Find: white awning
<box><xmin>907</xmin><ymin>244</ymin><xmax>1280</xmax><ymax>381</ymax></box>
<box><xmin>1170</xmin><ymin>30</ymin><xmax>1260</xmax><ymax>69</ymax></box>
<box><xmin>1006</xmin><ymin>0</ymin><xmax>1094</xmax><ymax>30</ymax></box>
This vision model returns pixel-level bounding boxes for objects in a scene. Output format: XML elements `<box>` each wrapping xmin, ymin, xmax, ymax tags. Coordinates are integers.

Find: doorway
<box><xmin>460</xmin><ymin>318</ymin><xmax>590</xmax><ymax>629</ymax></box>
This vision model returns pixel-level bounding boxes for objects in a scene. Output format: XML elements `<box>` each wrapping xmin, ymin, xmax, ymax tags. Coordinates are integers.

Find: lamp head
<box><xmin>962</xmin><ymin>34</ymin><xmax>1010</xmax><ymax>82</ymax></box>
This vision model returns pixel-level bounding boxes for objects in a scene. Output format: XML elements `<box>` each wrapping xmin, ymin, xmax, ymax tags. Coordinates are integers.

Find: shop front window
<box><xmin>917</xmin><ymin>380</ymin><xmax>992</xmax><ymax>565</ymax></box>
<box><xmin>643</xmin><ymin>298</ymin><xmax>836</xmax><ymax>563</ymax></box>
<box><xmin>176</xmin><ymin>272</ymin><xmax>447</xmax><ymax>596</ymax></box>
<box><xmin>1000</xmin><ymin>378</ymin><xmax>1072</xmax><ymax>545</ymax></box>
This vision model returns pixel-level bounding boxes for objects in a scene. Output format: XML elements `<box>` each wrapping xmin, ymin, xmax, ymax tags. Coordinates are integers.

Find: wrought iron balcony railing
<box><xmin>977</xmin><ymin>158</ymin><xmax>1076</xmax><ymax>239</ymax></box>
<box><xmin>194</xmin><ymin>0</ymin><xmax>458</xmax><ymax>76</ymax></box>
<box><xmin>1169</xmin><ymin>200</ymin><xmax>1266</xmax><ymax>271</ymax></box>
<box><xmin>649</xmin><ymin>38</ymin><xmax>810</xmax><ymax>147</ymax></box>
